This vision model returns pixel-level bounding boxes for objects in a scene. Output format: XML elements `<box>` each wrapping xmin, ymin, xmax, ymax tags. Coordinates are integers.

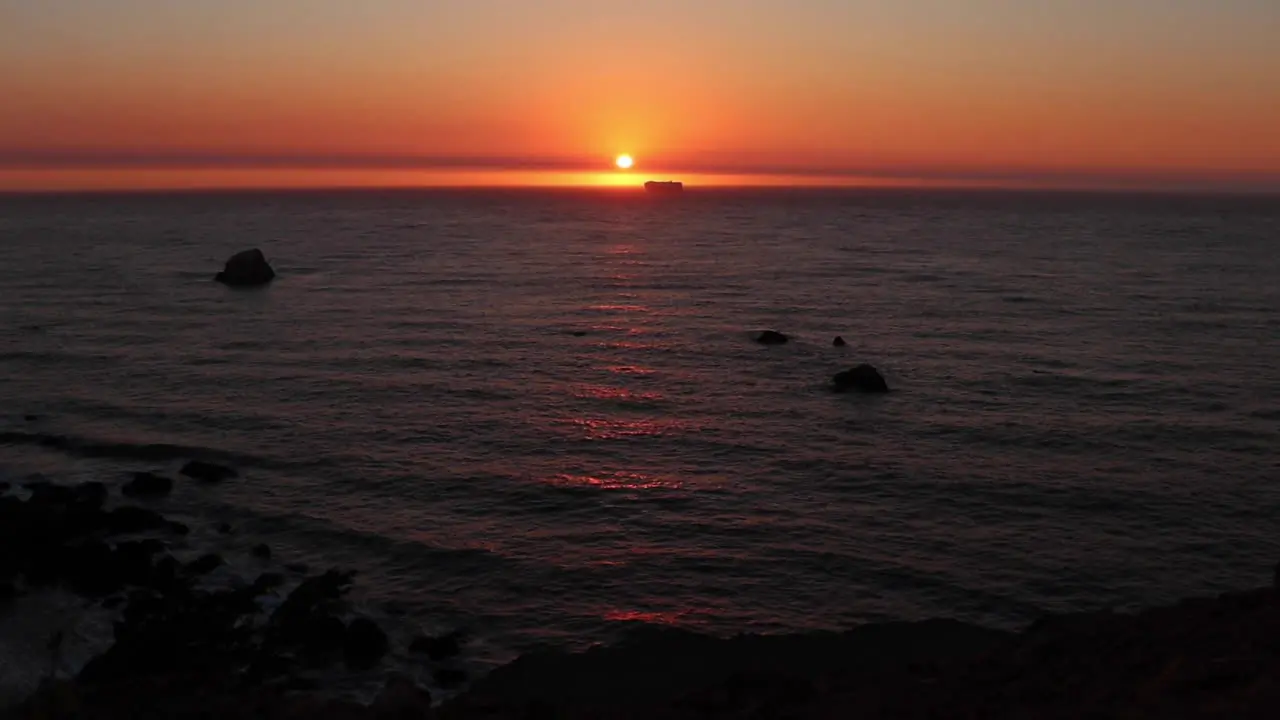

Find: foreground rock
<box><xmin>832</xmin><ymin>335</ymin><xmax>847</xmax><ymax>347</ymax></box>
<box><xmin>755</xmin><ymin>330</ymin><xmax>789</xmax><ymax>345</ymax></box>
<box><xmin>214</xmin><ymin>248</ymin><xmax>276</xmax><ymax>287</ymax></box>
<box><xmin>437</xmin><ymin>579</ymin><xmax>1280</xmax><ymax>719</ymax></box>
<box><xmin>1</xmin><ymin>480</ymin><xmax>413</xmax><ymax>720</ymax></box>
<box><xmin>180</xmin><ymin>460</ymin><xmax>238</xmax><ymax>483</ymax></box>
<box><xmin>832</xmin><ymin>364</ymin><xmax>889</xmax><ymax>393</ymax></box>
<box><xmin>121</xmin><ymin>471</ymin><xmax>173</xmax><ymax>498</ymax></box>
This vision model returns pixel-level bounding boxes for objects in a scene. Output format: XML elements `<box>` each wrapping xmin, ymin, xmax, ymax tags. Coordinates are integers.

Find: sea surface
<box><xmin>2</xmin><ymin>188</ymin><xmax>1279</xmax><ymax>691</ymax></box>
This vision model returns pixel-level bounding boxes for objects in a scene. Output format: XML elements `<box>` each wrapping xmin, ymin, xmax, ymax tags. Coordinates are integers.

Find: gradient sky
<box><xmin>2</xmin><ymin>0</ymin><xmax>1278</xmax><ymax>189</ymax></box>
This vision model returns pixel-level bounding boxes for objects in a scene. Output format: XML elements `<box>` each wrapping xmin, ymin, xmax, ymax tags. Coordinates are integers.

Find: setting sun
<box><xmin>615</xmin><ymin>154</ymin><xmax>634</xmax><ymax>170</ymax></box>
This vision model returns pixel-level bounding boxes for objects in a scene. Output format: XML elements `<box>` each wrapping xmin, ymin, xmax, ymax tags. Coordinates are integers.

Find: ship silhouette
<box><xmin>644</xmin><ymin>181</ymin><xmax>684</xmax><ymax>193</ymax></box>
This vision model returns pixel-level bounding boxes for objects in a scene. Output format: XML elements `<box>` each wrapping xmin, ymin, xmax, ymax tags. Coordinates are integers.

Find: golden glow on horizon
<box><xmin>1</xmin><ymin>2</ymin><xmax>1278</xmax><ymax>191</ymax></box>
<box><xmin>0</xmin><ymin>168</ymin><xmax>1172</xmax><ymax>193</ymax></box>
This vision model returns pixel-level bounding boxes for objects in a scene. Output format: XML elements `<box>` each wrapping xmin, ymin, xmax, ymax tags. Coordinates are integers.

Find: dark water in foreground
<box><xmin>2</xmin><ymin>188</ymin><xmax>1279</xmax><ymax>688</ymax></box>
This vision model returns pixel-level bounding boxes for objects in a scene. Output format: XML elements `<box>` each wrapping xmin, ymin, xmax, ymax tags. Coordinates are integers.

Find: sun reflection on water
<box><xmin>571</xmin><ymin>385</ymin><xmax>664</xmax><ymax>403</ymax></box>
<box><xmin>542</xmin><ymin>471</ymin><xmax>684</xmax><ymax>491</ymax></box>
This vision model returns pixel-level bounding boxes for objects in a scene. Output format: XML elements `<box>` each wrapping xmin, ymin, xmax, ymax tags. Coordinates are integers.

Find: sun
<box><xmin>615</xmin><ymin>154</ymin><xmax>634</xmax><ymax>170</ymax></box>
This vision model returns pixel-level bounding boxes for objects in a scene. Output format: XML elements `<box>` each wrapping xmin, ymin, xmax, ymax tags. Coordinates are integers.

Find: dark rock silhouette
<box><xmin>344</xmin><ymin>617</ymin><xmax>390</xmax><ymax>670</ymax></box>
<box><xmin>105</xmin><ymin>506</ymin><xmax>170</xmax><ymax>534</ymax></box>
<box><xmin>755</xmin><ymin>330</ymin><xmax>789</xmax><ymax>345</ymax></box>
<box><xmin>214</xmin><ymin>248</ymin><xmax>276</xmax><ymax>287</ymax></box>
<box><xmin>215</xmin><ymin>522</ymin><xmax>233</xmax><ymax>534</ymax></box>
<box><xmin>410</xmin><ymin>630</ymin><xmax>465</xmax><ymax>661</ymax></box>
<box><xmin>122</xmin><ymin>472</ymin><xmax>173</xmax><ymax>498</ymax></box>
<box><xmin>833</xmin><ymin>336</ymin><xmax>847</xmax><ymax>347</ymax></box>
<box><xmin>373</xmin><ymin>675</ymin><xmax>434</xmax><ymax>719</ymax></box>
<box><xmin>434</xmin><ymin>667</ymin><xmax>470</xmax><ymax>689</ymax></box>
<box><xmin>180</xmin><ymin>460</ymin><xmax>238</xmax><ymax>483</ymax></box>
<box><xmin>252</xmin><ymin>543</ymin><xmax>272</xmax><ymax>560</ymax></box>
<box><xmin>23</xmin><ymin>414</ymin><xmax>38</xmax><ymax>422</ymax></box>
<box><xmin>255</xmin><ymin>572</ymin><xmax>285</xmax><ymax>590</ymax></box>
<box><xmin>185</xmin><ymin>553</ymin><xmax>224</xmax><ymax>576</ymax></box>
<box><xmin>833</xmin><ymin>364</ymin><xmax>890</xmax><ymax>393</ymax></box>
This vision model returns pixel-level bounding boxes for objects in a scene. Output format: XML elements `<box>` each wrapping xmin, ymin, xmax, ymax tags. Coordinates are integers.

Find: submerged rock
<box><xmin>180</xmin><ymin>460</ymin><xmax>238</xmax><ymax>483</ymax></box>
<box><xmin>833</xmin><ymin>335</ymin><xmax>847</xmax><ymax>347</ymax></box>
<box><xmin>122</xmin><ymin>472</ymin><xmax>173</xmax><ymax>498</ymax></box>
<box><xmin>344</xmin><ymin>617</ymin><xmax>389</xmax><ymax>670</ymax></box>
<box><xmin>410</xmin><ymin>630</ymin><xmax>465</xmax><ymax>661</ymax></box>
<box><xmin>755</xmin><ymin>330</ymin><xmax>789</xmax><ymax>345</ymax></box>
<box><xmin>214</xmin><ymin>248</ymin><xmax>276</xmax><ymax>287</ymax></box>
<box><xmin>832</xmin><ymin>364</ymin><xmax>890</xmax><ymax>394</ymax></box>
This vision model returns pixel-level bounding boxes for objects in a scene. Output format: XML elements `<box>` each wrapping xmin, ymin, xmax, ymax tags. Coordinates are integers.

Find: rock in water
<box><xmin>122</xmin><ymin>472</ymin><xmax>173</xmax><ymax>498</ymax></box>
<box><xmin>756</xmin><ymin>330</ymin><xmax>789</xmax><ymax>345</ymax></box>
<box><xmin>833</xmin><ymin>336</ymin><xmax>847</xmax><ymax>347</ymax></box>
<box><xmin>105</xmin><ymin>506</ymin><xmax>169</xmax><ymax>534</ymax></box>
<box><xmin>180</xmin><ymin>460</ymin><xmax>238</xmax><ymax>483</ymax></box>
<box><xmin>185</xmin><ymin>553</ymin><xmax>224</xmax><ymax>576</ymax></box>
<box><xmin>373</xmin><ymin>675</ymin><xmax>434</xmax><ymax>720</ymax></box>
<box><xmin>409</xmin><ymin>630</ymin><xmax>464</xmax><ymax>661</ymax></box>
<box><xmin>214</xmin><ymin>248</ymin><xmax>276</xmax><ymax>287</ymax></box>
<box><xmin>833</xmin><ymin>364</ymin><xmax>890</xmax><ymax>394</ymax></box>
<box><xmin>345</xmin><ymin>617</ymin><xmax>389</xmax><ymax>670</ymax></box>
<box><xmin>252</xmin><ymin>543</ymin><xmax>272</xmax><ymax>560</ymax></box>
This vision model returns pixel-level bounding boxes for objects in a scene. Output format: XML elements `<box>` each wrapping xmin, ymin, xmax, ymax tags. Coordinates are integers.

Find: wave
<box><xmin>0</xmin><ymin>430</ymin><xmax>258</xmax><ymax>466</ymax></box>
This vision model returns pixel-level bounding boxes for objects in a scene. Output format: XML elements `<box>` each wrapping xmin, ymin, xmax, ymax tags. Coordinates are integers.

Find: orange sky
<box><xmin>2</xmin><ymin>1</ymin><xmax>1278</xmax><ymax>191</ymax></box>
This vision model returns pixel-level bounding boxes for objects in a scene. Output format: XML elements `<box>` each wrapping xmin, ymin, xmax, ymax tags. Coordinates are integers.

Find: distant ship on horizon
<box><xmin>644</xmin><ymin>180</ymin><xmax>684</xmax><ymax>193</ymax></box>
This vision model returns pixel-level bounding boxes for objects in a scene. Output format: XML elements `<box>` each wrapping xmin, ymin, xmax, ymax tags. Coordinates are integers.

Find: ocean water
<box><xmin>2</xmin><ymin>188</ymin><xmax>1279</xmax><ymax>676</ymax></box>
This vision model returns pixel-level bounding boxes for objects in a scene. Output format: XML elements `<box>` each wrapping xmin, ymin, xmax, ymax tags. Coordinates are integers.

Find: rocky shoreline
<box><xmin>4</xmin><ymin>476</ymin><xmax>1280</xmax><ymax>719</ymax></box>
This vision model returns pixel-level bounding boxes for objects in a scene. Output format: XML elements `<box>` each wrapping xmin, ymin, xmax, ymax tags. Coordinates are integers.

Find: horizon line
<box><xmin>2</xmin><ymin>150</ymin><xmax>1279</xmax><ymax>189</ymax></box>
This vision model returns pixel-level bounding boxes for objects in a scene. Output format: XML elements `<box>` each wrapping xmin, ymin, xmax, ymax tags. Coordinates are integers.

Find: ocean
<box><xmin>2</xmin><ymin>188</ymin><xmax>1279</xmax><ymax>691</ymax></box>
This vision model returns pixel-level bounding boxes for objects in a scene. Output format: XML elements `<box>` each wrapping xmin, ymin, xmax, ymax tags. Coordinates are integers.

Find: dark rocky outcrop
<box><xmin>121</xmin><ymin>472</ymin><xmax>173</xmax><ymax>498</ymax></box>
<box><xmin>755</xmin><ymin>330</ymin><xmax>789</xmax><ymax>345</ymax></box>
<box><xmin>105</xmin><ymin>506</ymin><xmax>170</xmax><ymax>534</ymax></box>
<box><xmin>214</xmin><ymin>248</ymin><xmax>276</xmax><ymax>287</ymax></box>
<box><xmin>434</xmin><ymin>668</ymin><xmax>469</xmax><ymax>690</ymax></box>
<box><xmin>372</xmin><ymin>674</ymin><xmax>435</xmax><ymax>720</ymax></box>
<box><xmin>410</xmin><ymin>631</ymin><xmax>465</xmax><ymax>661</ymax></box>
<box><xmin>345</xmin><ymin>617</ymin><xmax>390</xmax><ymax>671</ymax></box>
<box><xmin>833</xmin><ymin>336</ymin><xmax>847</xmax><ymax>347</ymax></box>
<box><xmin>185</xmin><ymin>553</ymin><xmax>224</xmax><ymax>576</ymax></box>
<box><xmin>252</xmin><ymin>543</ymin><xmax>272</xmax><ymax>560</ymax></box>
<box><xmin>180</xmin><ymin>460</ymin><xmax>238</xmax><ymax>483</ymax></box>
<box><xmin>832</xmin><ymin>364</ymin><xmax>889</xmax><ymax>393</ymax></box>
